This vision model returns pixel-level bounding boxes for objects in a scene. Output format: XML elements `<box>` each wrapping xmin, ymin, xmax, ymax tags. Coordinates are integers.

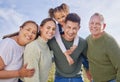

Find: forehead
<box><xmin>43</xmin><ymin>21</ymin><xmax>55</xmax><ymax>27</ymax></box>
<box><xmin>23</xmin><ymin>23</ymin><xmax>37</xmax><ymax>30</ymax></box>
<box><xmin>54</xmin><ymin>11</ymin><xmax>66</xmax><ymax>17</ymax></box>
<box><xmin>90</xmin><ymin>16</ymin><xmax>102</xmax><ymax>22</ymax></box>
<box><xmin>66</xmin><ymin>21</ymin><xmax>79</xmax><ymax>27</ymax></box>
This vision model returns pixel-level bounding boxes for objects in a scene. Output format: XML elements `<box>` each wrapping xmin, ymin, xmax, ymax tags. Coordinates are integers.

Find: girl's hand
<box><xmin>18</xmin><ymin>64</ymin><xmax>35</xmax><ymax>77</ymax></box>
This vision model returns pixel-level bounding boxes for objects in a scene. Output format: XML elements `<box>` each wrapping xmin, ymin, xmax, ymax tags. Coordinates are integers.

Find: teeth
<box><xmin>26</xmin><ymin>36</ymin><xmax>31</xmax><ymax>40</ymax></box>
<box><xmin>68</xmin><ymin>34</ymin><xmax>73</xmax><ymax>36</ymax></box>
<box><xmin>48</xmin><ymin>34</ymin><xmax>52</xmax><ymax>36</ymax></box>
<box><xmin>91</xmin><ymin>29</ymin><xmax>97</xmax><ymax>31</ymax></box>
<box><xmin>48</xmin><ymin>33</ymin><xmax>53</xmax><ymax>37</ymax></box>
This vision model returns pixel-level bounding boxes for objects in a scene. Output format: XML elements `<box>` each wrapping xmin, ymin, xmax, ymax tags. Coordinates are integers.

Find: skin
<box><xmin>89</xmin><ymin>15</ymin><xmax>106</xmax><ymax>39</ymax></box>
<box><xmin>54</xmin><ymin>11</ymin><xmax>68</xmax><ymax>27</ymax></box>
<box><xmin>63</xmin><ymin>21</ymin><xmax>80</xmax><ymax>41</ymax></box>
<box><xmin>40</xmin><ymin>21</ymin><xmax>56</xmax><ymax>41</ymax></box>
<box><xmin>62</xmin><ymin>20</ymin><xmax>80</xmax><ymax>65</ymax></box>
<box><xmin>0</xmin><ymin>22</ymin><xmax>38</xmax><ymax>79</ymax></box>
<box><xmin>15</xmin><ymin>23</ymin><xmax>38</xmax><ymax>46</ymax></box>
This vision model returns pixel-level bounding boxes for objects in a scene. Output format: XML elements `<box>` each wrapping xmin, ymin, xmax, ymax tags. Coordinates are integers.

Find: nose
<box><xmin>29</xmin><ymin>31</ymin><xmax>33</xmax><ymax>35</ymax></box>
<box><xmin>92</xmin><ymin>23</ymin><xmax>97</xmax><ymax>28</ymax></box>
<box><xmin>60</xmin><ymin>17</ymin><xmax>65</xmax><ymax>23</ymax></box>
<box><xmin>28</xmin><ymin>31</ymin><xmax>34</xmax><ymax>38</ymax></box>
<box><xmin>69</xmin><ymin>29</ymin><xmax>74</xmax><ymax>34</ymax></box>
<box><xmin>48</xmin><ymin>28</ymin><xmax>53</xmax><ymax>33</ymax></box>
<box><xmin>59</xmin><ymin>18</ymin><xmax>63</xmax><ymax>23</ymax></box>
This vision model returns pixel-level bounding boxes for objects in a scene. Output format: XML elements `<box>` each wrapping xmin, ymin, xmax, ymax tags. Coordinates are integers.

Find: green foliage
<box><xmin>47</xmin><ymin>63</ymin><xmax>55</xmax><ymax>82</ymax></box>
<box><xmin>47</xmin><ymin>64</ymin><xmax>90</xmax><ymax>82</ymax></box>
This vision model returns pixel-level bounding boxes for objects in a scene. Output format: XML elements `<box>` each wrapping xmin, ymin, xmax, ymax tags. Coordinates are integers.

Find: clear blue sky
<box><xmin>0</xmin><ymin>0</ymin><xmax>120</xmax><ymax>42</ymax></box>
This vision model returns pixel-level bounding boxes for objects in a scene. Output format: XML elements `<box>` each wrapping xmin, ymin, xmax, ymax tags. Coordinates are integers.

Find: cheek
<box><xmin>19</xmin><ymin>30</ymin><xmax>25</xmax><ymax>37</ymax></box>
<box><xmin>61</xmin><ymin>17</ymin><xmax>65</xmax><ymax>21</ymax></box>
<box><xmin>72</xmin><ymin>29</ymin><xmax>78</xmax><ymax>33</ymax></box>
<box><xmin>53</xmin><ymin>31</ymin><xmax>56</xmax><ymax>35</ymax></box>
<box><xmin>89</xmin><ymin>25</ymin><xmax>93</xmax><ymax>28</ymax></box>
<box><xmin>32</xmin><ymin>35</ymin><xmax>36</xmax><ymax>40</ymax></box>
<box><xmin>64</xmin><ymin>29</ymin><xmax>68</xmax><ymax>33</ymax></box>
<box><xmin>54</xmin><ymin>18</ymin><xmax>59</xmax><ymax>22</ymax></box>
<box><xmin>40</xmin><ymin>28</ymin><xmax>46</xmax><ymax>34</ymax></box>
<box><xmin>40</xmin><ymin>27</ymin><xmax>43</xmax><ymax>32</ymax></box>
<box><xmin>57</xmin><ymin>19</ymin><xmax>61</xmax><ymax>23</ymax></box>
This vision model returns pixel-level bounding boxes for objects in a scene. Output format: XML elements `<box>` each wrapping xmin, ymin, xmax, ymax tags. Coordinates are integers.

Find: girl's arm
<box><xmin>0</xmin><ymin>63</ymin><xmax>34</xmax><ymax>79</ymax></box>
<box><xmin>0</xmin><ymin>56</ymin><xmax>5</xmax><ymax>70</ymax></box>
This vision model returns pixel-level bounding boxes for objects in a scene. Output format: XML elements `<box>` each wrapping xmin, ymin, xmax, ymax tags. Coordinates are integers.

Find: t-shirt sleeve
<box><xmin>0</xmin><ymin>39</ymin><xmax>13</xmax><ymax>65</ymax></box>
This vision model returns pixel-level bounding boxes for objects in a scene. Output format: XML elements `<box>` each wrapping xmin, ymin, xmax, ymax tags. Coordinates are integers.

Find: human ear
<box><xmin>103</xmin><ymin>23</ymin><xmax>106</xmax><ymax>30</ymax></box>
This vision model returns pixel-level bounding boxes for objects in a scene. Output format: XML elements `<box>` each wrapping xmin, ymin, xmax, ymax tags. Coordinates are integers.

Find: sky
<box><xmin>0</xmin><ymin>0</ymin><xmax>120</xmax><ymax>43</ymax></box>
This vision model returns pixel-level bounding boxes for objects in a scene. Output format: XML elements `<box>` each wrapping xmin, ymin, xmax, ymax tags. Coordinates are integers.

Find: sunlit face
<box><xmin>19</xmin><ymin>23</ymin><xmax>38</xmax><ymax>45</ymax></box>
<box><xmin>89</xmin><ymin>16</ymin><xmax>106</xmax><ymax>38</ymax></box>
<box><xmin>40</xmin><ymin>21</ymin><xmax>56</xmax><ymax>41</ymax></box>
<box><xmin>54</xmin><ymin>11</ymin><xmax>68</xmax><ymax>26</ymax></box>
<box><xmin>63</xmin><ymin>21</ymin><xmax>79</xmax><ymax>41</ymax></box>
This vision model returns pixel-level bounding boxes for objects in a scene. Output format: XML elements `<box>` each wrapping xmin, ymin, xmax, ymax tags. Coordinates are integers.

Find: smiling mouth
<box><xmin>25</xmin><ymin>36</ymin><xmax>32</xmax><ymax>40</ymax></box>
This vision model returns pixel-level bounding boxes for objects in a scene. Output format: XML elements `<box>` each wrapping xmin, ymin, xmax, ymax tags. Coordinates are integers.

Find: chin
<box><xmin>26</xmin><ymin>39</ymin><xmax>33</xmax><ymax>43</ymax></box>
<box><xmin>48</xmin><ymin>37</ymin><xmax>53</xmax><ymax>40</ymax></box>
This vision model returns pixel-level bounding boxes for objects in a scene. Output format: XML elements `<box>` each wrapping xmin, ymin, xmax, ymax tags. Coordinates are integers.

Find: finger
<box><xmin>27</xmin><ymin>71</ymin><xmax>34</xmax><ymax>77</ymax></box>
<box><xmin>23</xmin><ymin>63</ymin><xmax>28</xmax><ymax>68</ymax></box>
<box><xmin>30</xmin><ymin>68</ymin><xmax>35</xmax><ymax>71</ymax></box>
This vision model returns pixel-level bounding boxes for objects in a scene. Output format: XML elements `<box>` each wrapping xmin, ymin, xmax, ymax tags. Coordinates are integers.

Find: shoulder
<box><xmin>0</xmin><ymin>38</ymin><xmax>14</xmax><ymax>45</ymax></box>
<box><xmin>24</xmin><ymin>40</ymin><xmax>41</xmax><ymax>59</ymax></box>
<box><xmin>79</xmin><ymin>36</ymin><xmax>86</xmax><ymax>42</ymax></box>
<box><xmin>24</xmin><ymin>39</ymin><xmax>40</xmax><ymax>54</ymax></box>
<box><xmin>26</xmin><ymin>39</ymin><xmax>38</xmax><ymax>48</ymax></box>
<box><xmin>86</xmin><ymin>35</ymin><xmax>91</xmax><ymax>41</ymax></box>
<box><xmin>103</xmin><ymin>32</ymin><xmax>117</xmax><ymax>44</ymax></box>
<box><xmin>0</xmin><ymin>38</ymin><xmax>17</xmax><ymax>50</ymax></box>
<box><xmin>103</xmin><ymin>32</ymin><xmax>119</xmax><ymax>46</ymax></box>
<box><xmin>78</xmin><ymin>36</ymin><xmax>87</xmax><ymax>45</ymax></box>
<box><xmin>0</xmin><ymin>38</ymin><xmax>16</xmax><ymax>64</ymax></box>
<box><xmin>77</xmin><ymin>36</ymin><xmax>88</xmax><ymax>49</ymax></box>
<box><xmin>48</xmin><ymin>37</ymin><xmax>56</xmax><ymax>44</ymax></box>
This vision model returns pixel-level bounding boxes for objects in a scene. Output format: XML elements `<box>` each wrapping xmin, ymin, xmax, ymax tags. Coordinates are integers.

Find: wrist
<box><xmin>17</xmin><ymin>70</ymin><xmax>21</xmax><ymax>77</ymax></box>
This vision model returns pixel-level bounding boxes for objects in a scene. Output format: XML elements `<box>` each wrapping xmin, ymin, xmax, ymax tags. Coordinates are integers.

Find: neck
<box><xmin>39</xmin><ymin>36</ymin><xmax>48</xmax><ymax>42</ymax></box>
<box><xmin>62</xmin><ymin>34</ymin><xmax>73</xmax><ymax>41</ymax></box>
<box><xmin>92</xmin><ymin>31</ymin><xmax>104</xmax><ymax>39</ymax></box>
<box><xmin>12</xmin><ymin>36</ymin><xmax>24</xmax><ymax>46</ymax></box>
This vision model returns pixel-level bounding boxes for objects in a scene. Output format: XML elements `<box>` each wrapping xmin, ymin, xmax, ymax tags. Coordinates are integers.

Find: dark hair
<box><xmin>40</xmin><ymin>18</ymin><xmax>56</xmax><ymax>26</ymax></box>
<box><xmin>65</xmin><ymin>13</ymin><xmax>81</xmax><ymax>25</ymax></box>
<box><xmin>2</xmin><ymin>32</ymin><xmax>19</xmax><ymax>39</ymax></box>
<box><xmin>38</xmin><ymin>18</ymin><xmax>56</xmax><ymax>35</ymax></box>
<box><xmin>2</xmin><ymin>20</ymin><xmax>38</xmax><ymax>39</ymax></box>
<box><xmin>20</xmin><ymin>20</ymin><xmax>38</xmax><ymax>29</ymax></box>
<box><xmin>49</xmin><ymin>3</ymin><xmax>69</xmax><ymax>18</ymax></box>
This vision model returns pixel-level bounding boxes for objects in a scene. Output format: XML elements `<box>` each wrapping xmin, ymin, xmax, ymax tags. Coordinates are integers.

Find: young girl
<box><xmin>0</xmin><ymin>20</ymin><xmax>38</xmax><ymax>82</ymax></box>
<box><xmin>49</xmin><ymin>3</ymin><xmax>69</xmax><ymax>34</ymax></box>
<box><xmin>49</xmin><ymin>3</ymin><xmax>77</xmax><ymax>65</ymax></box>
<box><xmin>23</xmin><ymin>18</ymin><xmax>56</xmax><ymax>82</ymax></box>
